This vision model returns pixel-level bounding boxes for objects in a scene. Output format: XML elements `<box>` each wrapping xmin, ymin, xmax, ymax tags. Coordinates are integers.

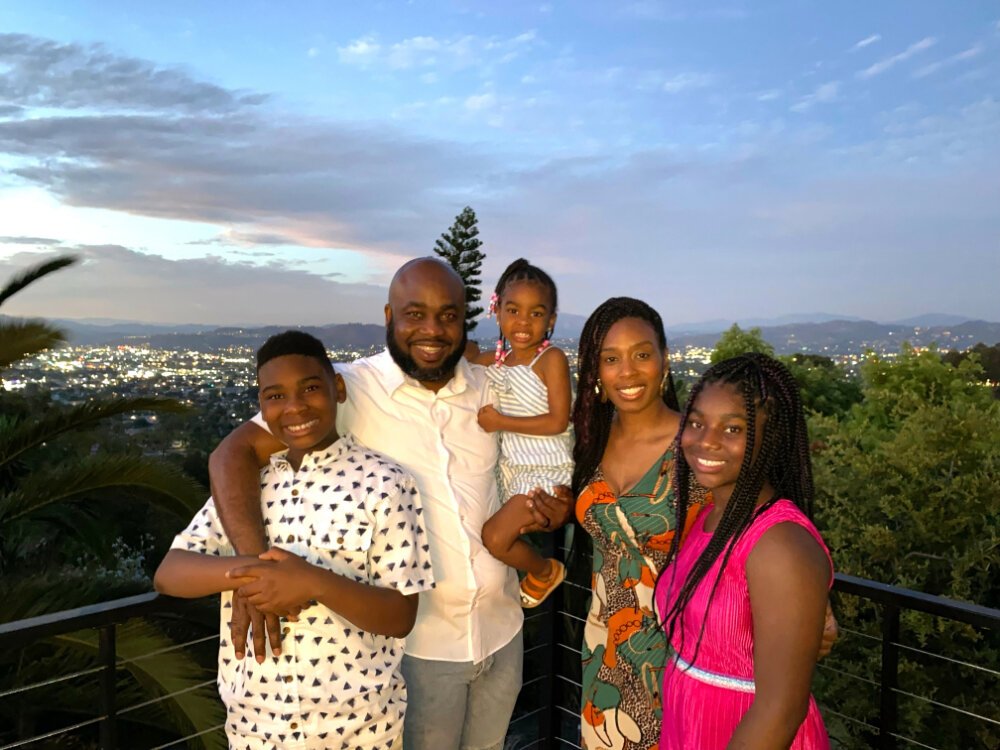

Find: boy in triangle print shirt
<box><xmin>155</xmin><ymin>330</ymin><xmax>434</xmax><ymax>749</ymax></box>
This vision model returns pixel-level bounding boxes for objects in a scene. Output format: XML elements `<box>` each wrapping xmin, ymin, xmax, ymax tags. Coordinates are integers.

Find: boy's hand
<box><xmin>228</xmin><ymin>547</ymin><xmax>318</xmax><ymax>615</ymax></box>
<box><xmin>520</xmin><ymin>485</ymin><xmax>574</xmax><ymax>533</ymax></box>
<box><xmin>229</xmin><ymin>596</ymin><xmax>283</xmax><ymax>663</ymax></box>
<box><xmin>477</xmin><ymin>405</ymin><xmax>502</xmax><ymax>433</ymax></box>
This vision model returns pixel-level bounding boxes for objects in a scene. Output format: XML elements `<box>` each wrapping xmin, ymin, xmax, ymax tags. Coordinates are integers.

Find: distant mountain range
<box><xmin>7</xmin><ymin>314</ymin><xmax>995</xmax><ymax>355</ymax></box>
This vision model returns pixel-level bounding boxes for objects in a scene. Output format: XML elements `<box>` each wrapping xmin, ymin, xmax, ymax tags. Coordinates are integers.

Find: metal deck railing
<box><xmin>2</xmin><ymin>569</ymin><xmax>998</xmax><ymax>749</ymax></box>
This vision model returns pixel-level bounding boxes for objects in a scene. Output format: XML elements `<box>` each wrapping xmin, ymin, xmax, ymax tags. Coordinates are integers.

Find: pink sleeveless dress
<box><xmin>654</xmin><ymin>500</ymin><xmax>832</xmax><ymax>749</ymax></box>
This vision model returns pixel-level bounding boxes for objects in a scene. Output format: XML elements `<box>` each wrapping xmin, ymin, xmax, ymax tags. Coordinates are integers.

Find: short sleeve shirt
<box><xmin>171</xmin><ymin>433</ymin><xmax>434</xmax><ymax>749</ymax></box>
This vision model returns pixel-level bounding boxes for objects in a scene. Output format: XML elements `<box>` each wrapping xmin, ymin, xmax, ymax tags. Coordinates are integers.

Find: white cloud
<box><xmin>464</xmin><ymin>92</ymin><xmax>497</xmax><ymax>111</ymax></box>
<box><xmin>858</xmin><ymin>37</ymin><xmax>936</xmax><ymax>79</ymax></box>
<box><xmin>661</xmin><ymin>72</ymin><xmax>715</xmax><ymax>94</ymax></box>
<box><xmin>337</xmin><ymin>31</ymin><xmax>537</xmax><ymax>72</ymax></box>
<box><xmin>0</xmin><ymin>245</ymin><xmax>389</xmax><ymax>326</ymax></box>
<box><xmin>913</xmin><ymin>44</ymin><xmax>984</xmax><ymax>78</ymax></box>
<box><xmin>851</xmin><ymin>34</ymin><xmax>881</xmax><ymax>51</ymax></box>
<box><xmin>790</xmin><ymin>81</ymin><xmax>839</xmax><ymax>112</ymax></box>
<box><xmin>757</xmin><ymin>89</ymin><xmax>782</xmax><ymax>102</ymax></box>
<box><xmin>307</xmin><ymin>47</ymin><xmax>320</xmax><ymax>59</ymax></box>
<box><xmin>337</xmin><ymin>36</ymin><xmax>381</xmax><ymax>66</ymax></box>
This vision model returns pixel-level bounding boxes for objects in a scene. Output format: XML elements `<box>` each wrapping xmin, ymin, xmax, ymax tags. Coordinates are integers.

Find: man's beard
<box><xmin>385</xmin><ymin>321</ymin><xmax>467</xmax><ymax>384</ymax></box>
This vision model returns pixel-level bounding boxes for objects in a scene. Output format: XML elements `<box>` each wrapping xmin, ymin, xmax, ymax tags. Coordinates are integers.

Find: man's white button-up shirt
<box><xmin>338</xmin><ymin>351</ymin><xmax>522</xmax><ymax>663</ymax></box>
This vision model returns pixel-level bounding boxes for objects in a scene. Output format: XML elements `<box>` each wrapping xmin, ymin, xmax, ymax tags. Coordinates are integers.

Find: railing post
<box><xmin>98</xmin><ymin>625</ymin><xmax>117</xmax><ymax>749</ymax></box>
<box><xmin>543</xmin><ymin>525</ymin><xmax>567</xmax><ymax>749</ymax></box>
<box><xmin>878</xmin><ymin>603</ymin><xmax>899</xmax><ymax>750</ymax></box>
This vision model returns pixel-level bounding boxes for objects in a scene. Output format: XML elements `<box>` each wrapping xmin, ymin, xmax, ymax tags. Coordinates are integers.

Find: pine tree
<box><xmin>433</xmin><ymin>206</ymin><xmax>485</xmax><ymax>332</ymax></box>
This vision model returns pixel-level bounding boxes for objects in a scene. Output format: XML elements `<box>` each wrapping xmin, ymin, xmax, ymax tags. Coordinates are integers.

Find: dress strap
<box><xmin>528</xmin><ymin>341</ymin><xmax>553</xmax><ymax>367</ymax></box>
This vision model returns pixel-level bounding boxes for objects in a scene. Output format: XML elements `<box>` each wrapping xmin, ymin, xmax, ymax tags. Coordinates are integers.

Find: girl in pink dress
<box><xmin>655</xmin><ymin>353</ymin><xmax>832</xmax><ymax>749</ymax></box>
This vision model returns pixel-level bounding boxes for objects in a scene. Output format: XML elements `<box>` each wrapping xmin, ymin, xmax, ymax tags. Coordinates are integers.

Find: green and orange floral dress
<box><xmin>576</xmin><ymin>448</ymin><xmax>702</xmax><ymax>750</ymax></box>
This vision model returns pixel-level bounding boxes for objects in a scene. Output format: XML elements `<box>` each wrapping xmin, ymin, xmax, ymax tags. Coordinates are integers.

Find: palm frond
<box><xmin>0</xmin><ymin>255</ymin><xmax>78</xmax><ymax>309</ymax></box>
<box><xmin>0</xmin><ymin>319</ymin><xmax>67</xmax><ymax>369</ymax></box>
<box><xmin>0</xmin><ymin>592</ymin><xmax>225</xmax><ymax>749</ymax></box>
<box><xmin>0</xmin><ymin>397</ymin><xmax>190</xmax><ymax>469</ymax></box>
<box><xmin>0</xmin><ymin>454</ymin><xmax>205</xmax><ymax>524</ymax></box>
<box><xmin>0</xmin><ymin>570</ymin><xmax>128</xmax><ymax>623</ymax></box>
<box><xmin>56</xmin><ymin>618</ymin><xmax>226</xmax><ymax>749</ymax></box>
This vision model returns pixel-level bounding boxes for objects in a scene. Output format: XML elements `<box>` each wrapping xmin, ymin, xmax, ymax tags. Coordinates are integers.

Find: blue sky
<box><xmin>0</xmin><ymin>1</ymin><xmax>997</xmax><ymax>327</ymax></box>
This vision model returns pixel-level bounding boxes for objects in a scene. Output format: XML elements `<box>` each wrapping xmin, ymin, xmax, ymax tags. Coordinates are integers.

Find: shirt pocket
<box><xmin>308</xmin><ymin>504</ymin><xmax>375</xmax><ymax>582</ymax></box>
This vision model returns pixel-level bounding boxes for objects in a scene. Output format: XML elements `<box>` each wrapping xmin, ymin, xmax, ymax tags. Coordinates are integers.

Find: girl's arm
<box><xmin>153</xmin><ymin>549</ymin><xmax>262</xmax><ymax>599</ymax></box>
<box><xmin>477</xmin><ymin>347</ymin><xmax>571</xmax><ymax>435</ymax></box>
<box><xmin>727</xmin><ymin>523</ymin><xmax>830</xmax><ymax>750</ymax></box>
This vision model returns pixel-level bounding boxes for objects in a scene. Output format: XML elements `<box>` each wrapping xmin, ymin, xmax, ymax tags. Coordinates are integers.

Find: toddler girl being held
<box><xmin>475</xmin><ymin>258</ymin><xmax>573</xmax><ymax>607</ymax></box>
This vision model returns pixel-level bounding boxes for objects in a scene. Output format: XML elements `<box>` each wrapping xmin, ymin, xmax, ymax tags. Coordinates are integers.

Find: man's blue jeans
<box><xmin>401</xmin><ymin>630</ymin><xmax>523</xmax><ymax>750</ymax></box>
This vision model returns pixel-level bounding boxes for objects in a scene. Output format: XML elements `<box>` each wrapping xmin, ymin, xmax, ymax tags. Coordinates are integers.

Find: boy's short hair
<box><xmin>256</xmin><ymin>330</ymin><xmax>335</xmax><ymax>374</ymax></box>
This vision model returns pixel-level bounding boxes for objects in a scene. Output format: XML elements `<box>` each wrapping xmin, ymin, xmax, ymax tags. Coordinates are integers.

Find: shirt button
<box><xmin>284</xmin><ymin>675</ymin><xmax>293</xmax><ymax>683</ymax></box>
<box><xmin>337</xmin><ymin>536</ymin><xmax>345</xmax><ymax>544</ymax></box>
<box><xmin>290</xmin><ymin>722</ymin><xmax>299</xmax><ymax>730</ymax></box>
<box><xmin>291</xmin><ymin>489</ymin><xmax>299</xmax><ymax>496</ymax></box>
<box><xmin>287</xmin><ymin>535</ymin><xmax>296</xmax><ymax>543</ymax></box>
<box><xmin>282</xmin><ymin>627</ymin><xmax>290</xmax><ymax>635</ymax></box>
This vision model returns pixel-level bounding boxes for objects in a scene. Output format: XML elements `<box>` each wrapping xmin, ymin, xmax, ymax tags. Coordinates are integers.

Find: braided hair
<box><xmin>491</xmin><ymin>258</ymin><xmax>559</xmax><ymax>356</ymax></box>
<box><xmin>658</xmin><ymin>352</ymin><xmax>814</xmax><ymax>667</ymax></box>
<box><xmin>571</xmin><ymin>297</ymin><xmax>679</xmax><ymax>496</ymax></box>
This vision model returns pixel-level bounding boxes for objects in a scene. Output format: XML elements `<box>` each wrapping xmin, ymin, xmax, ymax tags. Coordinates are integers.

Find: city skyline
<box><xmin>1</xmin><ymin>2</ymin><xmax>998</xmax><ymax>326</ymax></box>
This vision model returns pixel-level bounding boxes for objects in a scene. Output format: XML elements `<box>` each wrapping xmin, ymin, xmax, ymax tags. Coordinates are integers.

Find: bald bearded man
<box><xmin>209</xmin><ymin>257</ymin><xmax>573</xmax><ymax>750</ymax></box>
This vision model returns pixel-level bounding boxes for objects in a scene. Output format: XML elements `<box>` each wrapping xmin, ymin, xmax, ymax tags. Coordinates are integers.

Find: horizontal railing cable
<box><xmin>147</xmin><ymin>723</ymin><xmax>225</xmax><ymax>750</ymax></box>
<box><xmin>836</xmin><ymin>625</ymin><xmax>882</xmax><ymax>644</ymax></box>
<box><xmin>814</xmin><ymin>661</ymin><xmax>881</xmax><ymax>688</ymax></box>
<box><xmin>890</xmin><ymin>732</ymin><xmax>941</xmax><ymax>750</ymax></box>
<box><xmin>117</xmin><ymin>678</ymin><xmax>218</xmax><ymax>716</ymax></box>
<box><xmin>118</xmin><ymin>633</ymin><xmax>218</xmax><ymax>665</ymax></box>
<box><xmin>0</xmin><ymin>664</ymin><xmax>105</xmax><ymax>700</ymax></box>
<box><xmin>894</xmin><ymin>640</ymin><xmax>1000</xmax><ymax>678</ymax></box>
<box><xmin>816</xmin><ymin>705</ymin><xmax>878</xmax><ymax>732</ymax></box>
<box><xmin>892</xmin><ymin>686</ymin><xmax>1000</xmax><ymax>726</ymax></box>
<box><xmin>0</xmin><ymin>716</ymin><xmax>105</xmax><ymax>750</ymax></box>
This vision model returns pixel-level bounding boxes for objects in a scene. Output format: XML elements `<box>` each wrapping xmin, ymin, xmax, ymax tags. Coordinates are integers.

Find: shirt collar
<box><xmin>372</xmin><ymin>349</ymin><xmax>470</xmax><ymax>398</ymax></box>
<box><xmin>269</xmin><ymin>432</ymin><xmax>356</xmax><ymax>472</ymax></box>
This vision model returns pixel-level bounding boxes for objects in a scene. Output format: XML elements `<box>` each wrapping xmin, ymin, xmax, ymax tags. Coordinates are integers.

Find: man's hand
<box><xmin>228</xmin><ymin>547</ymin><xmax>318</xmax><ymax>616</ymax></box>
<box><xmin>477</xmin><ymin>405</ymin><xmax>503</xmax><ymax>433</ymax></box>
<box><xmin>520</xmin><ymin>485</ymin><xmax>574</xmax><ymax>534</ymax></box>
<box><xmin>818</xmin><ymin>601</ymin><xmax>839</xmax><ymax>659</ymax></box>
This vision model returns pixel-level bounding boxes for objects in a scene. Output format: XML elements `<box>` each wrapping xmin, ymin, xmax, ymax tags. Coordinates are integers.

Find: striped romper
<box><xmin>484</xmin><ymin>347</ymin><xmax>574</xmax><ymax>500</ymax></box>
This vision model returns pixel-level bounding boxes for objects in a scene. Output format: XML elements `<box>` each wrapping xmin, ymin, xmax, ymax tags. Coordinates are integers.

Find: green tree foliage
<box><xmin>810</xmin><ymin>345</ymin><xmax>1000</xmax><ymax>748</ymax></box>
<box><xmin>783</xmin><ymin>353</ymin><xmax>863</xmax><ymax>417</ymax></box>
<box><xmin>710</xmin><ymin>323</ymin><xmax>775</xmax><ymax>363</ymax></box>
<box><xmin>433</xmin><ymin>206</ymin><xmax>486</xmax><ymax>331</ymax></box>
<box><xmin>0</xmin><ymin>257</ymin><xmax>224</xmax><ymax>748</ymax></box>
<box><xmin>942</xmin><ymin>342</ymin><xmax>1000</xmax><ymax>397</ymax></box>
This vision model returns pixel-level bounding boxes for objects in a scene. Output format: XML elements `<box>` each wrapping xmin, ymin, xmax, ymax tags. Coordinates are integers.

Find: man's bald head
<box><xmin>389</xmin><ymin>257</ymin><xmax>465</xmax><ymax>305</ymax></box>
<box><xmin>384</xmin><ymin>256</ymin><xmax>468</xmax><ymax>392</ymax></box>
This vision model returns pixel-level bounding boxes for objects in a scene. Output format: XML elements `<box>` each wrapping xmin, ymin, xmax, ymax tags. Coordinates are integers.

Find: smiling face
<box><xmin>385</xmin><ymin>258</ymin><xmax>467</xmax><ymax>391</ymax></box>
<box><xmin>597</xmin><ymin>316</ymin><xmax>669</xmax><ymax>414</ymax></box>
<box><xmin>681</xmin><ymin>381</ymin><xmax>765</xmax><ymax>504</ymax></box>
<box><xmin>497</xmin><ymin>279</ymin><xmax>556</xmax><ymax>353</ymax></box>
<box><xmin>258</xmin><ymin>354</ymin><xmax>345</xmax><ymax>468</ymax></box>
